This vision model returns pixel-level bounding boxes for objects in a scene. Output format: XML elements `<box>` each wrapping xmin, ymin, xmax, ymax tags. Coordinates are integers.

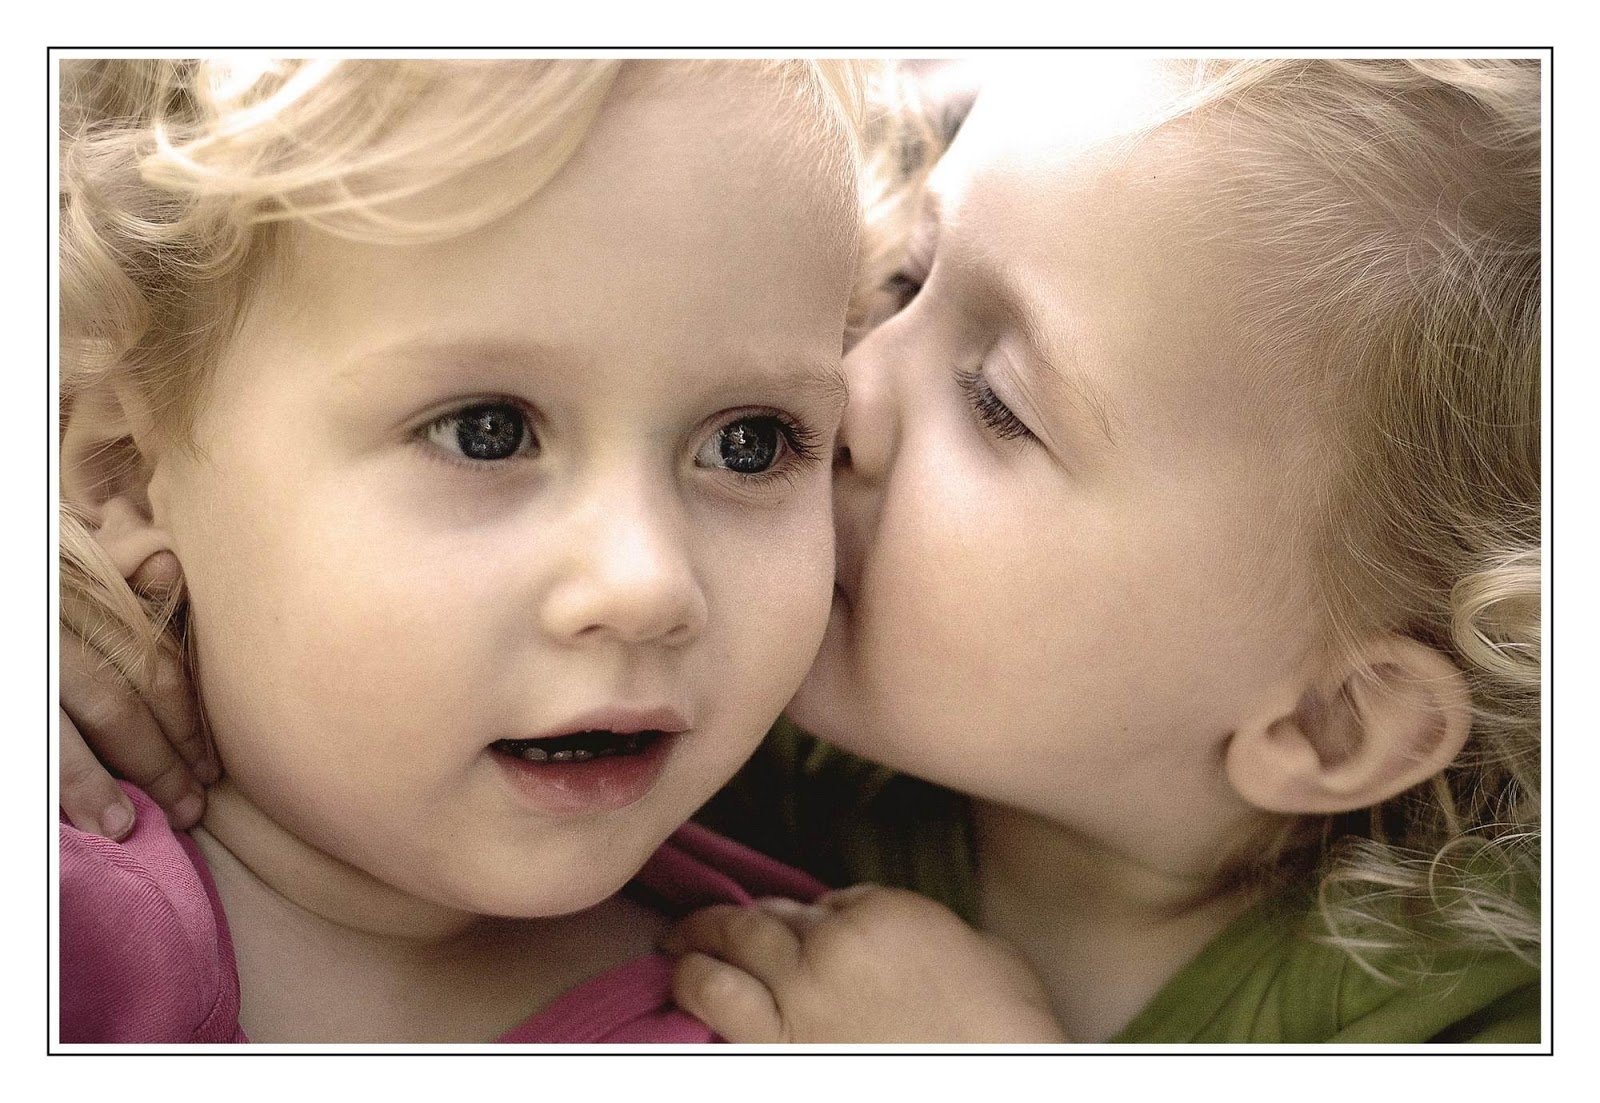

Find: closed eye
<box><xmin>955</xmin><ymin>366</ymin><xmax>1033</xmax><ymax>442</ymax></box>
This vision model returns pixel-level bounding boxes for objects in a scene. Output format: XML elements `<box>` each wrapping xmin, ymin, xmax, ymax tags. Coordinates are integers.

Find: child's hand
<box><xmin>59</xmin><ymin>553</ymin><xmax>213</xmax><ymax>839</ymax></box>
<box><xmin>662</xmin><ymin>884</ymin><xmax>1068</xmax><ymax>1043</ymax></box>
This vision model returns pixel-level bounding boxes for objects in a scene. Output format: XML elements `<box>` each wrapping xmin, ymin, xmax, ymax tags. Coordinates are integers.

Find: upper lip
<box><xmin>523</xmin><ymin>706</ymin><xmax>691</xmax><ymax>741</ymax></box>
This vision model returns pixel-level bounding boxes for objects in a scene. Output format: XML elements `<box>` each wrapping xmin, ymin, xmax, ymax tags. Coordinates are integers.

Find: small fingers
<box><xmin>816</xmin><ymin>883</ymin><xmax>882</xmax><ymax>910</ymax></box>
<box><xmin>661</xmin><ymin>903</ymin><xmax>804</xmax><ymax>984</ymax></box>
<box><xmin>127</xmin><ymin>549</ymin><xmax>181</xmax><ymax>603</ymax></box>
<box><xmin>819</xmin><ymin>883</ymin><xmax>959</xmax><ymax>932</ymax></box>
<box><xmin>126</xmin><ymin>553</ymin><xmax>214</xmax><ymax>784</ymax></box>
<box><xmin>752</xmin><ymin>895</ymin><xmax>834</xmax><ymax>935</ymax></box>
<box><xmin>670</xmin><ymin>951</ymin><xmax>787</xmax><ymax>1043</ymax></box>
<box><xmin>59</xmin><ymin>632</ymin><xmax>206</xmax><ymax>829</ymax></box>
<box><xmin>143</xmin><ymin>637</ymin><xmax>215</xmax><ymax>785</ymax></box>
<box><xmin>58</xmin><ymin>709</ymin><xmax>136</xmax><ymax>840</ymax></box>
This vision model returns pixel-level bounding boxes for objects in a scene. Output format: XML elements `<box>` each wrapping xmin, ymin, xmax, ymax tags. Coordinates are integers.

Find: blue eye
<box><xmin>425</xmin><ymin>401</ymin><xmax>536</xmax><ymax>462</ymax></box>
<box><xmin>956</xmin><ymin>366</ymin><xmax>1032</xmax><ymax>442</ymax></box>
<box><xmin>694</xmin><ymin>413</ymin><xmax>821</xmax><ymax>478</ymax></box>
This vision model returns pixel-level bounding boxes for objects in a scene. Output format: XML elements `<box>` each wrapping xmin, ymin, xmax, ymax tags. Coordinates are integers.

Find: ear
<box><xmin>61</xmin><ymin>377</ymin><xmax>177</xmax><ymax>581</ymax></box>
<box><xmin>1224</xmin><ymin>635</ymin><xmax>1473</xmax><ymax>815</ymax></box>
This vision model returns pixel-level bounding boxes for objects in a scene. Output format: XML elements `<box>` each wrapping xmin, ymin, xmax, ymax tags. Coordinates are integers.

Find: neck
<box><xmin>192</xmin><ymin>779</ymin><xmax>665</xmax><ymax>1042</ymax></box>
<box><xmin>196</xmin><ymin>779</ymin><xmax>478</xmax><ymax>945</ymax></box>
<box><xmin>971</xmin><ymin>798</ymin><xmax>1263</xmax><ymax>1042</ymax></box>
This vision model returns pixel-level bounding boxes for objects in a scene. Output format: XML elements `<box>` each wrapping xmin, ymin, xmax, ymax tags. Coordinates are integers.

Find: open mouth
<box><xmin>490</xmin><ymin>729</ymin><xmax>667</xmax><ymax>763</ymax></box>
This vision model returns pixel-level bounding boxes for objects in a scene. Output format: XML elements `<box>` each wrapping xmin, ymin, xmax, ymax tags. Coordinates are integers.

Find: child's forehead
<box><xmin>928</xmin><ymin>71</ymin><xmax>1221</xmax><ymax>246</ymax></box>
<box><xmin>929</xmin><ymin>107</ymin><xmax>1213</xmax><ymax>272</ymax></box>
<box><xmin>614</xmin><ymin>60</ymin><xmax>856</xmax><ymax>158</ymax></box>
<box><xmin>913</xmin><ymin>79</ymin><xmax>1318</xmax><ymax>446</ymax></box>
<box><xmin>951</xmin><ymin>60</ymin><xmax>1186</xmax><ymax>165</ymax></box>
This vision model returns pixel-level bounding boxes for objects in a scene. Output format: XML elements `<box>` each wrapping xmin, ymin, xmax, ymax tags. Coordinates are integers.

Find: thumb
<box><xmin>128</xmin><ymin>549</ymin><xmax>183</xmax><ymax>602</ymax></box>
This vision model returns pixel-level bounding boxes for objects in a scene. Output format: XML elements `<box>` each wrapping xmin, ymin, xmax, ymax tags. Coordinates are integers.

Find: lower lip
<box><xmin>492</xmin><ymin>734</ymin><xmax>678</xmax><ymax>816</ymax></box>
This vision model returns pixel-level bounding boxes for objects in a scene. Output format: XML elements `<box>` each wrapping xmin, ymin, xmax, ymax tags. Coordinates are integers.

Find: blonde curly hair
<box><xmin>58</xmin><ymin>56</ymin><xmax>871</xmax><ymax>699</ymax></box>
<box><xmin>1159</xmin><ymin>59</ymin><xmax>1541</xmax><ymax>974</ymax></box>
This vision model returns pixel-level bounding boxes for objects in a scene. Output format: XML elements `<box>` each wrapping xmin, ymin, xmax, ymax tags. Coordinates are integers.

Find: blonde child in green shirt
<box><xmin>671</xmin><ymin>57</ymin><xmax>1541</xmax><ymax>1044</ymax></box>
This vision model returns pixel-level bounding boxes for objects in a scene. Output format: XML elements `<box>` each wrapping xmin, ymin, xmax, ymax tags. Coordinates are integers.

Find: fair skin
<box><xmin>666</xmin><ymin>62</ymin><xmax>1469</xmax><ymax>1043</ymax></box>
<box><xmin>62</xmin><ymin>61</ymin><xmax>1472</xmax><ymax>1045</ymax></box>
<box><xmin>71</xmin><ymin>62</ymin><xmax>857</xmax><ymax>1042</ymax></box>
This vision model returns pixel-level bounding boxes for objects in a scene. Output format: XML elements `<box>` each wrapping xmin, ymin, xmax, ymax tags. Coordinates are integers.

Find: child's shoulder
<box><xmin>59</xmin><ymin>783</ymin><xmax>243</xmax><ymax>1043</ymax></box>
<box><xmin>1117</xmin><ymin>883</ymin><xmax>1541</xmax><ymax>1045</ymax></box>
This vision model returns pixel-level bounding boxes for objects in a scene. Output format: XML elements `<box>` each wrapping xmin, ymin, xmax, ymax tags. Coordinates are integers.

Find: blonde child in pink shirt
<box><xmin>57</xmin><ymin>57</ymin><xmax>868</xmax><ymax>1044</ymax></box>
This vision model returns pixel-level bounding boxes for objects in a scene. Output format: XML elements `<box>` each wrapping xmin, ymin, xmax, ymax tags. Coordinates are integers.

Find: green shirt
<box><xmin>1114</xmin><ymin>885</ymin><xmax>1540</xmax><ymax>1043</ymax></box>
<box><xmin>696</xmin><ymin>720</ymin><xmax>1541</xmax><ymax>1044</ymax></box>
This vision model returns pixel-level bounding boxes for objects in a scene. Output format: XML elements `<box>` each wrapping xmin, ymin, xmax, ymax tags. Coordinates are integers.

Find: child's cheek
<box><xmin>696</xmin><ymin>481</ymin><xmax>837</xmax><ymax>709</ymax></box>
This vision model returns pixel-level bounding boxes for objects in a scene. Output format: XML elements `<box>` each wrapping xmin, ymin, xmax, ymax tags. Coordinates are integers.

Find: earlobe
<box><xmin>1225</xmin><ymin>636</ymin><xmax>1473</xmax><ymax>815</ymax></box>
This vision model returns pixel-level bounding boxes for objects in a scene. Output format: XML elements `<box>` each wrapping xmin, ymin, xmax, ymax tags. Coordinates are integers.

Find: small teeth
<box><xmin>507</xmin><ymin>732</ymin><xmax>651</xmax><ymax>764</ymax></box>
<box><xmin>547</xmin><ymin>749</ymin><xmax>595</xmax><ymax>762</ymax></box>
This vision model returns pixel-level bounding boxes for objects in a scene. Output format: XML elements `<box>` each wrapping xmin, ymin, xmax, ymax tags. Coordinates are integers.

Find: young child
<box><xmin>672</xmin><ymin>57</ymin><xmax>1543</xmax><ymax>1044</ymax></box>
<box><xmin>60</xmin><ymin>56</ymin><xmax>1543</xmax><ymax>1046</ymax></box>
<box><xmin>56</xmin><ymin>57</ymin><xmax>869</xmax><ymax>1043</ymax></box>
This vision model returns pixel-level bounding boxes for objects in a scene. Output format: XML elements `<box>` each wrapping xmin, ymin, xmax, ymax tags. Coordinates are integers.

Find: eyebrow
<box><xmin>923</xmin><ymin>185</ymin><xmax>1117</xmax><ymax>447</ymax></box>
<box><xmin>942</xmin><ymin>241</ymin><xmax>1118</xmax><ymax>447</ymax></box>
<box><xmin>340</xmin><ymin>336</ymin><xmax>552</xmax><ymax>380</ymax></box>
<box><xmin>781</xmin><ymin>354</ymin><xmax>850</xmax><ymax>417</ymax></box>
<box><xmin>1008</xmin><ymin>292</ymin><xmax>1117</xmax><ymax>447</ymax></box>
<box><xmin>340</xmin><ymin>336</ymin><xmax>849</xmax><ymax>416</ymax></box>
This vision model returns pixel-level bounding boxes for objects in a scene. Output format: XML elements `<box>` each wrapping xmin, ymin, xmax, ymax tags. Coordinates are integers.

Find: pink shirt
<box><xmin>60</xmin><ymin>784</ymin><xmax>826</xmax><ymax>1044</ymax></box>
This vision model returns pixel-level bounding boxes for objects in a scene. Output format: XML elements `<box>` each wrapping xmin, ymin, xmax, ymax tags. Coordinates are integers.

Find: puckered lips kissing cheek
<box><xmin>821</xmin><ymin>412</ymin><xmax>882</xmax><ymax>628</ymax></box>
<box><xmin>488</xmin><ymin>705</ymin><xmax>691</xmax><ymax>816</ymax></box>
<box><xmin>789</xmin><ymin>387</ymin><xmax>886</xmax><ymax>751</ymax></box>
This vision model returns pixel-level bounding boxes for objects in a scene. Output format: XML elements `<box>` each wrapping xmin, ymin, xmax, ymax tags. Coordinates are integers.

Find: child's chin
<box><xmin>434</xmin><ymin>834</ymin><xmax>662</xmax><ymax>919</ymax></box>
<box><xmin>462</xmin><ymin>870</ymin><xmax>633</xmax><ymax>920</ymax></box>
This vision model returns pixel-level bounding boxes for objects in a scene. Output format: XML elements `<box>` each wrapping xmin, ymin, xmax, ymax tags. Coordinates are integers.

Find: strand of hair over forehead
<box><xmin>1175</xmin><ymin>58</ymin><xmax>1539</xmax><ymax>129</ymax></box>
<box><xmin>136</xmin><ymin>59</ymin><xmax>625</xmax><ymax>243</ymax></box>
<box><xmin>123</xmin><ymin>59</ymin><xmax>870</xmax><ymax>245</ymax></box>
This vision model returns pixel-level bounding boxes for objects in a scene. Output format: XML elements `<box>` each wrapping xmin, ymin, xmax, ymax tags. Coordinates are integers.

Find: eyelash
<box><xmin>417</xmin><ymin>400</ymin><xmax>824</xmax><ymax>483</ymax></box>
<box><xmin>955</xmin><ymin>366</ymin><xmax>1033</xmax><ymax>442</ymax></box>
<box><xmin>420</xmin><ymin>398</ymin><xmax>539</xmax><ymax>468</ymax></box>
<box><xmin>706</xmin><ymin>411</ymin><xmax>826</xmax><ymax>489</ymax></box>
<box><xmin>886</xmin><ymin>265</ymin><xmax>1034</xmax><ymax>445</ymax></box>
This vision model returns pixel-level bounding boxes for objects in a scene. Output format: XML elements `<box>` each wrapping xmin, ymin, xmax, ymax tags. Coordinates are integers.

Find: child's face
<box><xmin>790</xmin><ymin>64</ymin><xmax>1327</xmax><ymax>844</ymax></box>
<box><xmin>149</xmin><ymin>65</ymin><xmax>856</xmax><ymax>919</ymax></box>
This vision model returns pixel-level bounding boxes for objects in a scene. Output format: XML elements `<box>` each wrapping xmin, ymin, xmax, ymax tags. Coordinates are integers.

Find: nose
<box><xmin>830</xmin><ymin>326</ymin><xmax>902</xmax><ymax>594</ymax></box>
<box><xmin>540</xmin><ymin>480</ymin><xmax>708</xmax><ymax>648</ymax></box>
<box><xmin>836</xmin><ymin>324</ymin><xmax>901</xmax><ymax>486</ymax></box>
